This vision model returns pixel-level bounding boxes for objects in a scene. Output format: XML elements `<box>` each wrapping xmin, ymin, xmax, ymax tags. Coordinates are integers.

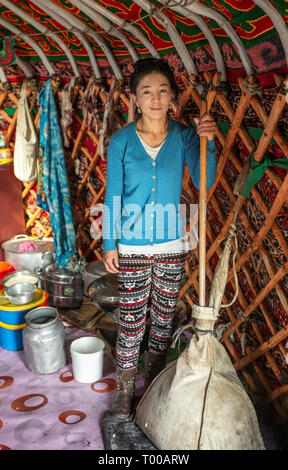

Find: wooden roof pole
<box><xmin>0</xmin><ymin>17</ymin><xmax>55</xmax><ymax>76</ymax></box>
<box><xmin>37</xmin><ymin>0</ymin><xmax>122</xmax><ymax>79</ymax></box>
<box><xmin>157</xmin><ymin>0</ymin><xmax>227</xmax><ymax>81</ymax></box>
<box><xmin>167</xmin><ymin>0</ymin><xmax>253</xmax><ymax>76</ymax></box>
<box><xmin>253</xmin><ymin>0</ymin><xmax>288</xmax><ymax>67</ymax></box>
<box><xmin>134</xmin><ymin>0</ymin><xmax>199</xmax><ymax>77</ymax></box>
<box><xmin>15</xmin><ymin>56</ymin><xmax>33</xmax><ymax>78</ymax></box>
<box><xmin>82</xmin><ymin>0</ymin><xmax>160</xmax><ymax>58</ymax></box>
<box><xmin>70</xmin><ymin>0</ymin><xmax>139</xmax><ymax>62</ymax></box>
<box><xmin>1</xmin><ymin>0</ymin><xmax>80</xmax><ymax>78</ymax></box>
<box><xmin>36</xmin><ymin>0</ymin><xmax>101</xmax><ymax>79</ymax></box>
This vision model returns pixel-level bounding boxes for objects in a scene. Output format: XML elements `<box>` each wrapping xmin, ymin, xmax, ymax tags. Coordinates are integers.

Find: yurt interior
<box><xmin>0</xmin><ymin>0</ymin><xmax>287</xmax><ymax>453</ymax></box>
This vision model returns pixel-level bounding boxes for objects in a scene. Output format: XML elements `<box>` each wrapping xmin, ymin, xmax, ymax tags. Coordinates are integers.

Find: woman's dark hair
<box><xmin>129</xmin><ymin>58</ymin><xmax>178</xmax><ymax>98</ymax></box>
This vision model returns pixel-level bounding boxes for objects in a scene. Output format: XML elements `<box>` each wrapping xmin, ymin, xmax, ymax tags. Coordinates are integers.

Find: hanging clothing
<box><xmin>13</xmin><ymin>81</ymin><xmax>38</xmax><ymax>183</ymax></box>
<box><xmin>36</xmin><ymin>79</ymin><xmax>77</xmax><ymax>268</ymax></box>
<box><xmin>116</xmin><ymin>252</ymin><xmax>187</xmax><ymax>370</ymax></box>
<box><xmin>61</xmin><ymin>77</ymin><xmax>76</xmax><ymax>148</ymax></box>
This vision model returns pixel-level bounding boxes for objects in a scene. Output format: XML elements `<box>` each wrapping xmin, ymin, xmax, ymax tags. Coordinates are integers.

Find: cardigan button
<box><xmin>152</xmin><ymin>162</ymin><xmax>156</xmax><ymax>166</ymax></box>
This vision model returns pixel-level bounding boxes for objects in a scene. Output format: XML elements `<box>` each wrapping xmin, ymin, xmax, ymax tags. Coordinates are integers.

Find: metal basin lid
<box><xmin>2</xmin><ymin>237</ymin><xmax>54</xmax><ymax>254</ymax></box>
<box><xmin>85</xmin><ymin>260</ymin><xmax>108</xmax><ymax>278</ymax></box>
<box><xmin>44</xmin><ymin>264</ymin><xmax>83</xmax><ymax>282</ymax></box>
<box><xmin>87</xmin><ymin>273</ymin><xmax>119</xmax><ymax>304</ymax></box>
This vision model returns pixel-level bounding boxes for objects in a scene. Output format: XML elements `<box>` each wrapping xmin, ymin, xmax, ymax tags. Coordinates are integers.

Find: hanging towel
<box><xmin>36</xmin><ymin>79</ymin><xmax>77</xmax><ymax>268</ymax></box>
<box><xmin>13</xmin><ymin>81</ymin><xmax>38</xmax><ymax>182</ymax></box>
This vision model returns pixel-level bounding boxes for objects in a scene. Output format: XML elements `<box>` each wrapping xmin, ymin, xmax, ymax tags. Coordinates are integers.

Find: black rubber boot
<box><xmin>145</xmin><ymin>351</ymin><xmax>167</xmax><ymax>389</ymax></box>
<box><xmin>111</xmin><ymin>367</ymin><xmax>136</xmax><ymax>419</ymax></box>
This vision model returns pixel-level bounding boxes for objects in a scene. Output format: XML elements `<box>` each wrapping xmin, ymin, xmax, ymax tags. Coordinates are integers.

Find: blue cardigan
<box><xmin>102</xmin><ymin>118</ymin><xmax>217</xmax><ymax>252</ymax></box>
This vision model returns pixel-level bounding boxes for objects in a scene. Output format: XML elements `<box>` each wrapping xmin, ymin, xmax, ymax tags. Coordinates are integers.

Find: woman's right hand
<box><xmin>103</xmin><ymin>250</ymin><xmax>120</xmax><ymax>273</ymax></box>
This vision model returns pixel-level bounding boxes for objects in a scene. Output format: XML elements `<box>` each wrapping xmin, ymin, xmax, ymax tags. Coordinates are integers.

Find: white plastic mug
<box><xmin>70</xmin><ymin>336</ymin><xmax>105</xmax><ymax>383</ymax></box>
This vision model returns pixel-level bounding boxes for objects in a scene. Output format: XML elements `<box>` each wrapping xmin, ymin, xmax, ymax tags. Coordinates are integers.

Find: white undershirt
<box><xmin>118</xmin><ymin>132</ymin><xmax>189</xmax><ymax>255</ymax></box>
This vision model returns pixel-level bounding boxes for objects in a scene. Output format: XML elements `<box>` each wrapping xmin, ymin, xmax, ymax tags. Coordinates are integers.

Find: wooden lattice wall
<box><xmin>0</xmin><ymin>72</ymin><xmax>288</xmax><ymax>421</ymax></box>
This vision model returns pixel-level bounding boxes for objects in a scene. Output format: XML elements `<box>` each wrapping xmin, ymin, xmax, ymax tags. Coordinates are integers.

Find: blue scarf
<box><xmin>37</xmin><ymin>79</ymin><xmax>77</xmax><ymax>268</ymax></box>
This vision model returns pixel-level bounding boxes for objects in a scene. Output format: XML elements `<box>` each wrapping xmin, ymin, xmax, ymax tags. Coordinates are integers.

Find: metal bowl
<box><xmin>87</xmin><ymin>273</ymin><xmax>119</xmax><ymax>305</ymax></box>
<box><xmin>84</xmin><ymin>260</ymin><xmax>108</xmax><ymax>293</ymax></box>
<box><xmin>2</xmin><ymin>270</ymin><xmax>39</xmax><ymax>290</ymax></box>
<box><xmin>2</xmin><ymin>282</ymin><xmax>36</xmax><ymax>305</ymax></box>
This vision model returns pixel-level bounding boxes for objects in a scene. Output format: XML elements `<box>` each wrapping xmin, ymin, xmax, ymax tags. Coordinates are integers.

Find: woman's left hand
<box><xmin>194</xmin><ymin>113</ymin><xmax>217</xmax><ymax>141</ymax></box>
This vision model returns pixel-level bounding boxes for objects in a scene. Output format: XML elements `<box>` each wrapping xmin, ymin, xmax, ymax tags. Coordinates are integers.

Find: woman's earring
<box><xmin>137</xmin><ymin>106</ymin><xmax>141</xmax><ymax>114</ymax></box>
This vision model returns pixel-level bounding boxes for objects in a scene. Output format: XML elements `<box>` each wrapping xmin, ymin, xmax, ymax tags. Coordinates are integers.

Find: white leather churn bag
<box><xmin>13</xmin><ymin>81</ymin><xmax>38</xmax><ymax>182</ymax></box>
<box><xmin>135</xmin><ymin>305</ymin><xmax>265</xmax><ymax>451</ymax></box>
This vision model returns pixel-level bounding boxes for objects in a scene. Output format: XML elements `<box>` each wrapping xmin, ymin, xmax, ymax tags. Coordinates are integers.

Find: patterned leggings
<box><xmin>116</xmin><ymin>252</ymin><xmax>187</xmax><ymax>370</ymax></box>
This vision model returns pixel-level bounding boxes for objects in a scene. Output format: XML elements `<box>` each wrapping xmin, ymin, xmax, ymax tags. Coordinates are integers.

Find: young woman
<box><xmin>102</xmin><ymin>58</ymin><xmax>217</xmax><ymax>419</ymax></box>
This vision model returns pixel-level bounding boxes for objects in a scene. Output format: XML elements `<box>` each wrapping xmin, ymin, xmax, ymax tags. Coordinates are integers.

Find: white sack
<box><xmin>13</xmin><ymin>81</ymin><xmax>38</xmax><ymax>182</ymax></box>
<box><xmin>135</xmin><ymin>321</ymin><xmax>265</xmax><ymax>450</ymax></box>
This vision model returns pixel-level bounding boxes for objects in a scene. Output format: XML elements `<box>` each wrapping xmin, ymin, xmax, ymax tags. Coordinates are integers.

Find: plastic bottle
<box><xmin>0</xmin><ymin>130</ymin><xmax>12</xmax><ymax>164</ymax></box>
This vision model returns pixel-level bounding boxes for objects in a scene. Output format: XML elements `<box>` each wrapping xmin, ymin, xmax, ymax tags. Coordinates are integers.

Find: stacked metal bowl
<box><xmin>0</xmin><ymin>270</ymin><xmax>39</xmax><ymax>306</ymax></box>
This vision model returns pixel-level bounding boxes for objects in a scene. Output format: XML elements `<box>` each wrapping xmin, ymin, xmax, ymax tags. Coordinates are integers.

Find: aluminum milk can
<box><xmin>23</xmin><ymin>306</ymin><xmax>66</xmax><ymax>374</ymax></box>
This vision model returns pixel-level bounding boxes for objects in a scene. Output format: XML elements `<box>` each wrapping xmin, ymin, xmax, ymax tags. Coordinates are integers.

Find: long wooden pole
<box><xmin>199</xmin><ymin>100</ymin><xmax>208</xmax><ymax>307</ymax></box>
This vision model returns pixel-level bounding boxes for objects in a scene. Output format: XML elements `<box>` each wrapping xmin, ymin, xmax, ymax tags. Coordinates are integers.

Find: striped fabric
<box><xmin>116</xmin><ymin>252</ymin><xmax>187</xmax><ymax>370</ymax></box>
